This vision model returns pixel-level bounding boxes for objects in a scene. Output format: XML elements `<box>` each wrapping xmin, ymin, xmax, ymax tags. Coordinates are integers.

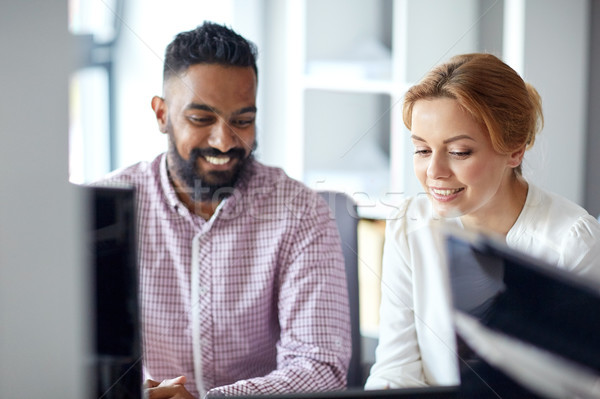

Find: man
<box><xmin>100</xmin><ymin>22</ymin><xmax>351</xmax><ymax>398</ymax></box>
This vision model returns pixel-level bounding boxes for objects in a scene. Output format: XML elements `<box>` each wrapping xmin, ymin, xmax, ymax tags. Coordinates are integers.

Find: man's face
<box><xmin>152</xmin><ymin>64</ymin><xmax>257</xmax><ymax>202</ymax></box>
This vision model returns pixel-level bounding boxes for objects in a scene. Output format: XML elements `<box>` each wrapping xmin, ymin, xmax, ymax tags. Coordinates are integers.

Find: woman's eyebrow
<box><xmin>410</xmin><ymin>134</ymin><xmax>475</xmax><ymax>144</ymax></box>
<box><xmin>443</xmin><ymin>134</ymin><xmax>475</xmax><ymax>144</ymax></box>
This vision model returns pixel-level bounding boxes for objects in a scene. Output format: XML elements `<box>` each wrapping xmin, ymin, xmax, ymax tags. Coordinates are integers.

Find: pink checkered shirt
<box><xmin>100</xmin><ymin>153</ymin><xmax>351</xmax><ymax>398</ymax></box>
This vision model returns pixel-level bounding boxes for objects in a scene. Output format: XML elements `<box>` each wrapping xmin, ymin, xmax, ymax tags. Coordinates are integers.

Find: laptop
<box><xmin>236</xmin><ymin>386</ymin><xmax>457</xmax><ymax>399</ymax></box>
<box><xmin>445</xmin><ymin>230</ymin><xmax>600</xmax><ymax>398</ymax></box>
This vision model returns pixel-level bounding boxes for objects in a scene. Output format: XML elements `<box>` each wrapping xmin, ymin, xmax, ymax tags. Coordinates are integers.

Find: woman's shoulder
<box><xmin>523</xmin><ymin>184</ymin><xmax>598</xmax><ymax>233</ymax></box>
<box><xmin>512</xmin><ymin>184</ymin><xmax>600</xmax><ymax>273</ymax></box>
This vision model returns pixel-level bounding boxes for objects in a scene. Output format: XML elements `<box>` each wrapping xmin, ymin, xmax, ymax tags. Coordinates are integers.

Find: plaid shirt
<box><xmin>100</xmin><ymin>154</ymin><xmax>351</xmax><ymax>398</ymax></box>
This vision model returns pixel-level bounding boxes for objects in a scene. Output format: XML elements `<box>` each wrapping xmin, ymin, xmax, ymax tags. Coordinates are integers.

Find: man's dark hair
<box><xmin>163</xmin><ymin>21</ymin><xmax>258</xmax><ymax>81</ymax></box>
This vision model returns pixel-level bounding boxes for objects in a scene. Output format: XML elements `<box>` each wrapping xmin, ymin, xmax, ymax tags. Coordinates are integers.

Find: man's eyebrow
<box><xmin>233</xmin><ymin>106</ymin><xmax>257</xmax><ymax>116</ymax></box>
<box><xmin>185</xmin><ymin>103</ymin><xmax>257</xmax><ymax>116</ymax></box>
<box><xmin>186</xmin><ymin>103</ymin><xmax>214</xmax><ymax>112</ymax></box>
<box><xmin>410</xmin><ymin>134</ymin><xmax>475</xmax><ymax>144</ymax></box>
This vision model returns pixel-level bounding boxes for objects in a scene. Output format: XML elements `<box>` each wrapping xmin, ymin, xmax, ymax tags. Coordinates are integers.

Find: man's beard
<box><xmin>167</xmin><ymin>132</ymin><xmax>255</xmax><ymax>203</ymax></box>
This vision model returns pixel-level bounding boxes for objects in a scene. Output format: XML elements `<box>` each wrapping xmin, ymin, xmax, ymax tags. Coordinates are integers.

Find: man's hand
<box><xmin>144</xmin><ymin>375</ymin><xmax>196</xmax><ymax>399</ymax></box>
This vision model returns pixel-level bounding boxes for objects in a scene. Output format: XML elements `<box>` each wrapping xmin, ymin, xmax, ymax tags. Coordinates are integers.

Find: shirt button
<box><xmin>199</xmin><ymin>285</ymin><xmax>209</xmax><ymax>295</ymax></box>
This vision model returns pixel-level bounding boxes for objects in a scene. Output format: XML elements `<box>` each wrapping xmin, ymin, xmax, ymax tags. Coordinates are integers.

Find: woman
<box><xmin>365</xmin><ymin>53</ymin><xmax>600</xmax><ymax>389</ymax></box>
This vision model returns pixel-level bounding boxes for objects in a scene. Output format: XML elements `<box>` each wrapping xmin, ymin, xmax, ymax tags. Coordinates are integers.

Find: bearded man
<box><xmin>98</xmin><ymin>22</ymin><xmax>350</xmax><ymax>398</ymax></box>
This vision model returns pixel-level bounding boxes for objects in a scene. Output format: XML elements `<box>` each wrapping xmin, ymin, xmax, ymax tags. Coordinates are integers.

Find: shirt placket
<box><xmin>191</xmin><ymin>228</ymin><xmax>215</xmax><ymax>396</ymax></box>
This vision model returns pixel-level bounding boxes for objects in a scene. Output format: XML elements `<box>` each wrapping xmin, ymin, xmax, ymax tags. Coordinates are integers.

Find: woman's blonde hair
<box><xmin>402</xmin><ymin>53</ymin><xmax>543</xmax><ymax>175</ymax></box>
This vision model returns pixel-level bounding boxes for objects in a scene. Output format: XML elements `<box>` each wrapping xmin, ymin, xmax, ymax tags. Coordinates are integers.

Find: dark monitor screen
<box><xmin>84</xmin><ymin>185</ymin><xmax>460</xmax><ymax>399</ymax></box>
<box><xmin>446</xmin><ymin>233</ymin><xmax>600</xmax><ymax>372</ymax></box>
<box><xmin>86</xmin><ymin>184</ymin><xmax>142</xmax><ymax>399</ymax></box>
<box><xmin>445</xmin><ymin>232</ymin><xmax>600</xmax><ymax>397</ymax></box>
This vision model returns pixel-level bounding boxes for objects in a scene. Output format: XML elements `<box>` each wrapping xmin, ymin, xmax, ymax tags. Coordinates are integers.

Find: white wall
<box><xmin>112</xmin><ymin>0</ymin><xmax>229</xmax><ymax>168</ymax></box>
<box><xmin>0</xmin><ymin>1</ymin><xmax>88</xmax><ymax>397</ymax></box>
<box><xmin>261</xmin><ymin>0</ymin><xmax>592</xmax><ymax>206</ymax></box>
<box><xmin>507</xmin><ymin>0</ymin><xmax>590</xmax><ymax>204</ymax></box>
<box><xmin>105</xmin><ymin>0</ymin><xmax>592</xmax><ymax>206</ymax></box>
<box><xmin>584</xmin><ymin>0</ymin><xmax>600</xmax><ymax>217</ymax></box>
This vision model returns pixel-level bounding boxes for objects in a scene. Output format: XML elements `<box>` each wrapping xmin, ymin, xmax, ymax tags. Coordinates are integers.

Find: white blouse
<box><xmin>365</xmin><ymin>183</ymin><xmax>600</xmax><ymax>389</ymax></box>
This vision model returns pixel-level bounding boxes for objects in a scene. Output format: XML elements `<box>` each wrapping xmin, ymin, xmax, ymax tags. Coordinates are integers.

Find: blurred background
<box><xmin>2</xmin><ymin>0</ymin><xmax>599</xmax><ymax>397</ymax></box>
<box><xmin>67</xmin><ymin>0</ymin><xmax>600</xmax><ymax>216</ymax></box>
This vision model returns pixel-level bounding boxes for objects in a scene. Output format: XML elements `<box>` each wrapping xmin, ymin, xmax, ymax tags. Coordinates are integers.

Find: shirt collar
<box><xmin>158</xmin><ymin>152</ymin><xmax>258</xmax><ymax>218</ymax></box>
<box><xmin>160</xmin><ymin>153</ymin><xmax>184</xmax><ymax>212</ymax></box>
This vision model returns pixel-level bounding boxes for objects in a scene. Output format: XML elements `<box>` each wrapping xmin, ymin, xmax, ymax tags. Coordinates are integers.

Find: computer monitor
<box><xmin>86</xmin><ymin>184</ymin><xmax>142</xmax><ymax>399</ymax></box>
<box><xmin>445</xmin><ymin>231</ymin><xmax>600</xmax><ymax>398</ymax></box>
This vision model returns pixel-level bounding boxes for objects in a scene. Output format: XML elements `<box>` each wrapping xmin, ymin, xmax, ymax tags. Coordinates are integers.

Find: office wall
<box><xmin>102</xmin><ymin>0</ymin><xmax>596</xmax><ymax>208</ymax></box>
<box><xmin>0</xmin><ymin>1</ymin><xmax>88</xmax><ymax>397</ymax></box>
<box><xmin>518</xmin><ymin>0</ymin><xmax>589</xmax><ymax>205</ymax></box>
<box><xmin>585</xmin><ymin>0</ymin><xmax>600</xmax><ymax>217</ymax></box>
<box><xmin>259</xmin><ymin>0</ymin><xmax>592</xmax><ymax>206</ymax></box>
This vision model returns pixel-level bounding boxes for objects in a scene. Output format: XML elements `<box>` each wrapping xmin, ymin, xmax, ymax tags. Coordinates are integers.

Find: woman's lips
<box><xmin>429</xmin><ymin>187</ymin><xmax>464</xmax><ymax>202</ymax></box>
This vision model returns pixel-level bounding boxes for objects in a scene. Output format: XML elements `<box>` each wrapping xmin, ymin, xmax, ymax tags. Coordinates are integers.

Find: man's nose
<box><xmin>207</xmin><ymin>119</ymin><xmax>238</xmax><ymax>153</ymax></box>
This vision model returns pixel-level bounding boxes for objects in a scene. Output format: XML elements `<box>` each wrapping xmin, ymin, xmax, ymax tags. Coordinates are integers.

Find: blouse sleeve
<box><xmin>364</xmin><ymin>204</ymin><xmax>428</xmax><ymax>389</ymax></box>
<box><xmin>559</xmin><ymin>214</ymin><xmax>600</xmax><ymax>284</ymax></box>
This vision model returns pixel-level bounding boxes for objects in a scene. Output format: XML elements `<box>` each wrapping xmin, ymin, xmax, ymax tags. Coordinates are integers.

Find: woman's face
<box><xmin>410</xmin><ymin>97</ymin><xmax>522</xmax><ymax>220</ymax></box>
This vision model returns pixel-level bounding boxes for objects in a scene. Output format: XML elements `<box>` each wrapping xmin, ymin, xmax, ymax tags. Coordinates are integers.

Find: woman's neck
<box><xmin>460</xmin><ymin>175</ymin><xmax>529</xmax><ymax>237</ymax></box>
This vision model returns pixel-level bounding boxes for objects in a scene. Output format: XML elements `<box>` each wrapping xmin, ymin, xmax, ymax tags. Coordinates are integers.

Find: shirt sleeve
<box><xmin>206</xmin><ymin>195</ymin><xmax>352</xmax><ymax>397</ymax></box>
<box><xmin>559</xmin><ymin>214</ymin><xmax>600</xmax><ymax>283</ymax></box>
<box><xmin>364</xmin><ymin>204</ymin><xmax>428</xmax><ymax>389</ymax></box>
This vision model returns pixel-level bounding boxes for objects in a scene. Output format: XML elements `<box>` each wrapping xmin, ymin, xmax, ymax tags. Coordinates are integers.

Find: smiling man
<box><xmin>99</xmin><ymin>22</ymin><xmax>350</xmax><ymax>398</ymax></box>
<box><xmin>153</xmin><ymin>61</ymin><xmax>258</xmax><ymax>219</ymax></box>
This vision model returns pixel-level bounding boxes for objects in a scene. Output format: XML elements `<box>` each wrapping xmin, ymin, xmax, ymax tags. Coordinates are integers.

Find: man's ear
<box><xmin>508</xmin><ymin>145</ymin><xmax>526</xmax><ymax>168</ymax></box>
<box><xmin>151</xmin><ymin>96</ymin><xmax>168</xmax><ymax>134</ymax></box>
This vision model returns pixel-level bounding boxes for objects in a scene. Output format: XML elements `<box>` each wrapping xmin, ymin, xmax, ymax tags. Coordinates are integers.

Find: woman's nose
<box><xmin>427</xmin><ymin>152</ymin><xmax>451</xmax><ymax>179</ymax></box>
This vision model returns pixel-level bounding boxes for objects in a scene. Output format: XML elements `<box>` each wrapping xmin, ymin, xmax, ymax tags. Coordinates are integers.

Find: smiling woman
<box><xmin>365</xmin><ymin>53</ymin><xmax>600</xmax><ymax>393</ymax></box>
<box><xmin>409</xmin><ymin>97</ymin><xmax>527</xmax><ymax>233</ymax></box>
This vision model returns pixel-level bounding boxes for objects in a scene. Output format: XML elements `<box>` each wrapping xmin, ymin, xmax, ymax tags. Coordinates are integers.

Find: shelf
<box><xmin>303</xmin><ymin>74</ymin><xmax>403</xmax><ymax>96</ymax></box>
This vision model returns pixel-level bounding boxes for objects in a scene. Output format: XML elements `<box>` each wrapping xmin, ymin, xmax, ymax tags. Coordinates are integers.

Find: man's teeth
<box><xmin>205</xmin><ymin>156</ymin><xmax>230</xmax><ymax>165</ymax></box>
<box><xmin>432</xmin><ymin>188</ymin><xmax>461</xmax><ymax>196</ymax></box>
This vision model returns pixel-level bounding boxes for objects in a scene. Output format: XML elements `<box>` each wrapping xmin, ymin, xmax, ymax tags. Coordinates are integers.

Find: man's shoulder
<box><xmin>246</xmin><ymin>160</ymin><xmax>317</xmax><ymax>198</ymax></box>
<box><xmin>95</xmin><ymin>154</ymin><xmax>163</xmax><ymax>187</ymax></box>
<box><xmin>247</xmin><ymin>160</ymin><xmax>296</xmax><ymax>184</ymax></box>
<box><xmin>240</xmin><ymin>160</ymin><xmax>329</xmax><ymax>218</ymax></box>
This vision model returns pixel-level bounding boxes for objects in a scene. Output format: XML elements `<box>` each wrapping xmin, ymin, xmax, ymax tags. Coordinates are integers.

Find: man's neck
<box><xmin>190</xmin><ymin>199</ymin><xmax>221</xmax><ymax>221</ymax></box>
<box><xmin>171</xmin><ymin>185</ymin><xmax>219</xmax><ymax>220</ymax></box>
<box><xmin>166</xmin><ymin>171</ymin><xmax>221</xmax><ymax>221</ymax></box>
